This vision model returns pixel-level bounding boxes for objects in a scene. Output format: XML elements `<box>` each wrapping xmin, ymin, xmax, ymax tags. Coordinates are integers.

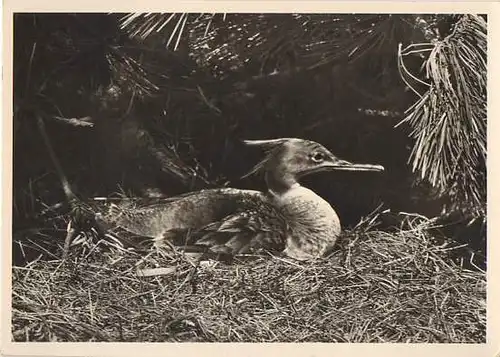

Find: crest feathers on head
<box><xmin>242</xmin><ymin>138</ymin><xmax>299</xmax><ymax>151</ymax></box>
<box><xmin>240</xmin><ymin>138</ymin><xmax>295</xmax><ymax>178</ymax></box>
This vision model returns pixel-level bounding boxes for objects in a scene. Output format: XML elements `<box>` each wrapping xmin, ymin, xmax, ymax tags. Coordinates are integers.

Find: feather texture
<box><xmin>95</xmin><ymin>138</ymin><xmax>384</xmax><ymax>260</ymax></box>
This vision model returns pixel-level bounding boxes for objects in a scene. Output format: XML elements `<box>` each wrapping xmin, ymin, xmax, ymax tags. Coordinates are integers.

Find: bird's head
<box><xmin>243</xmin><ymin>138</ymin><xmax>384</xmax><ymax>193</ymax></box>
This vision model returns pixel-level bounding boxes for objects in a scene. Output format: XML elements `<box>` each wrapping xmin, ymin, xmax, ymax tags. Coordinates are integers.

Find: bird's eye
<box><xmin>311</xmin><ymin>152</ymin><xmax>325</xmax><ymax>163</ymax></box>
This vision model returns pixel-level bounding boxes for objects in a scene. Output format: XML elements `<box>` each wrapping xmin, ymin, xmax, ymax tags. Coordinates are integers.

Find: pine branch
<box><xmin>398</xmin><ymin>15</ymin><xmax>487</xmax><ymax>212</ymax></box>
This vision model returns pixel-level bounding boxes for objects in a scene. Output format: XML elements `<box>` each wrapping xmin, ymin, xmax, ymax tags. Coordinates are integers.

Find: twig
<box><xmin>136</xmin><ymin>267</ymin><xmax>177</xmax><ymax>277</ymax></box>
<box><xmin>37</xmin><ymin>115</ymin><xmax>80</xmax><ymax>258</ymax></box>
<box><xmin>197</xmin><ymin>85</ymin><xmax>222</xmax><ymax>114</ymax></box>
<box><xmin>62</xmin><ymin>221</ymin><xmax>77</xmax><ymax>260</ymax></box>
<box><xmin>52</xmin><ymin>116</ymin><xmax>94</xmax><ymax>128</ymax></box>
<box><xmin>36</xmin><ymin>116</ymin><xmax>76</xmax><ymax>202</ymax></box>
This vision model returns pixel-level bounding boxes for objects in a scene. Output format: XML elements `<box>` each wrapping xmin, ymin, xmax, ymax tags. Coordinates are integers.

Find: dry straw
<box><xmin>12</xmin><ymin>213</ymin><xmax>485</xmax><ymax>343</ymax></box>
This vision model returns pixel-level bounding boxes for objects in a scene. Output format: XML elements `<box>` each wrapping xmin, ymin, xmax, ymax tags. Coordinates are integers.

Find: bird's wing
<box><xmin>137</xmin><ymin>188</ymin><xmax>262</xmax><ymax>208</ymax></box>
<box><xmin>158</xmin><ymin>204</ymin><xmax>288</xmax><ymax>256</ymax></box>
<box><xmin>94</xmin><ymin>188</ymin><xmax>265</xmax><ymax>237</ymax></box>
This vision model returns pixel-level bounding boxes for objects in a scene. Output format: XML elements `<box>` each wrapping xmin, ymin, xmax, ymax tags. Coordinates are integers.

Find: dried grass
<box><xmin>12</xmin><ymin>216</ymin><xmax>486</xmax><ymax>343</ymax></box>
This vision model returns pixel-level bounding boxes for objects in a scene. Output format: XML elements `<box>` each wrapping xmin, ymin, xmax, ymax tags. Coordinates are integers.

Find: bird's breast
<box><xmin>274</xmin><ymin>186</ymin><xmax>341</xmax><ymax>260</ymax></box>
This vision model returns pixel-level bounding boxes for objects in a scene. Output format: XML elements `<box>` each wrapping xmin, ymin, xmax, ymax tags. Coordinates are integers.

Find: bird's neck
<box><xmin>264</xmin><ymin>168</ymin><xmax>299</xmax><ymax>196</ymax></box>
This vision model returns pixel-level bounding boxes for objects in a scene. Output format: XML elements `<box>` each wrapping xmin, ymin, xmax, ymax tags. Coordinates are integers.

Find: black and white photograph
<box><xmin>2</xmin><ymin>3</ymin><xmax>498</xmax><ymax>355</ymax></box>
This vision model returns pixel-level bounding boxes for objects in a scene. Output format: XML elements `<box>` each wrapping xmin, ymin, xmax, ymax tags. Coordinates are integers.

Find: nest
<box><xmin>12</xmin><ymin>215</ymin><xmax>486</xmax><ymax>343</ymax></box>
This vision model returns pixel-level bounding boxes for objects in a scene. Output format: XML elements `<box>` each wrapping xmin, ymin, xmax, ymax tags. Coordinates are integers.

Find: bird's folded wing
<box><xmin>159</xmin><ymin>208</ymin><xmax>287</xmax><ymax>255</ymax></box>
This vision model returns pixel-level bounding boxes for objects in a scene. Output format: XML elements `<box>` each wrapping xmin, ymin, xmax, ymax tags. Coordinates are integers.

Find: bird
<box><xmin>96</xmin><ymin>138</ymin><xmax>384</xmax><ymax>261</ymax></box>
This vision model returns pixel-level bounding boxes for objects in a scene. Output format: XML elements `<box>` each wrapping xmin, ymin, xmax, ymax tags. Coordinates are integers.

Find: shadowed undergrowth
<box><xmin>12</xmin><ymin>215</ymin><xmax>486</xmax><ymax>343</ymax></box>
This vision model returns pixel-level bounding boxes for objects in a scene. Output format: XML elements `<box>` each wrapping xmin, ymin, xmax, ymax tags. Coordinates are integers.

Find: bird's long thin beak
<box><xmin>327</xmin><ymin>160</ymin><xmax>385</xmax><ymax>172</ymax></box>
<box><xmin>299</xmin><ymin>160</ymin><xmax>384</xmax><ymax>177</ymax></box>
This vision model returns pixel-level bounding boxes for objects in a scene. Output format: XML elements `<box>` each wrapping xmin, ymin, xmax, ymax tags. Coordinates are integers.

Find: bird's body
<box><xmin>97</xmin><ymin>138</ymin><xmax>383</xmax><ymax>261</ymax></box>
